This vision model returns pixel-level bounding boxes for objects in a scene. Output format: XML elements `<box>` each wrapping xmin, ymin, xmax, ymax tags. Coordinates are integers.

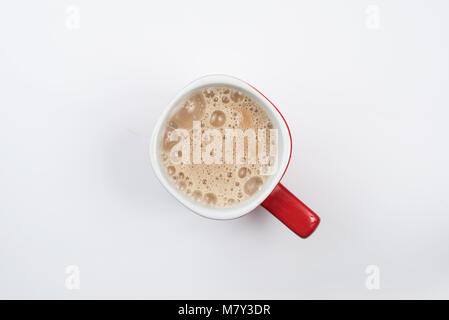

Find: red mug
<box><xmin>150</xmin><ymin>75</ymin><xmax>320</xmax><ymax>238</ymax></box>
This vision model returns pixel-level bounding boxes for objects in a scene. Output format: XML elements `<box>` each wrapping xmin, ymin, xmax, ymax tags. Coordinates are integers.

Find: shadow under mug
<box><xmin>150</xmin><ymin>75</ymin><xmax>320</xmax><ymax>238</ymax></box>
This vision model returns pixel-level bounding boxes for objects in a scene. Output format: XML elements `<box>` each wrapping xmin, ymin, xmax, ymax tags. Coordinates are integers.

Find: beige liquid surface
<box><xmin>160</xmin><ymin>86</ymin><xmax>276</xmax><ymax>208</ymax></box>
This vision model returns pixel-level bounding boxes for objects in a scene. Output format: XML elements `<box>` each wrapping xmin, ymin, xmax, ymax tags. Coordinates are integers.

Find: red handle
<box><xmin>261</xmin><ymin>183</ymin><xmax>320</xmax><ymax>238</ymax></box>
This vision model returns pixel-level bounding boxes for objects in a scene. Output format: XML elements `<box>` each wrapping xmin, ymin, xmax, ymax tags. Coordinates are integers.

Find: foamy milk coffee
<box><xmin>159</xmin><ymin>86</ymin><xmax>278</xmax><ymax>207</ymax></box>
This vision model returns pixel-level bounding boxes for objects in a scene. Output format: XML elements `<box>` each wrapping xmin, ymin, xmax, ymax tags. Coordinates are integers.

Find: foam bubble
<box><xmin>230</xmin><ymin>90</ymin><xmax>243</xmax><ymax>102</ymax></box>
<box><xmin>203</xmin><ymin>88</ymin><xmax>215</xmax><ymax>98</ymax></box>
<box><xmin>244</xmin><ymin>176</ymin><xmax>263</xmax><ymax>196</ymax></box>
<box><xmin>210</xmin><ymin>110</ymin><xmax>226</xmax><ymax>127</ymax></box>
<box><xmin>238</xmin><ymin>167</ymin><xmax>248</xmax><ymax>178</ymax></box>
<box><xmin>167</xmin><ymin>166</ymin><xmax>176</xmax><ymax>175</ymax></box>
<box><xmin>192</xmin><ymin>190</ymin><xmax>202</xmax><ymax>201</ymax></box>
<box><xmin>204</xmin><ymin>193</ymin><xmax>217</xmax><ymax>205</ymax></box>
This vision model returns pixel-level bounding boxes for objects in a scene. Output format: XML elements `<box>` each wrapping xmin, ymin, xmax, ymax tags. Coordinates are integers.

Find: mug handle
<box><xmin>261</xmin><ymin>183</ymin><xmax>320</xmax><ymax>238</ymax></box>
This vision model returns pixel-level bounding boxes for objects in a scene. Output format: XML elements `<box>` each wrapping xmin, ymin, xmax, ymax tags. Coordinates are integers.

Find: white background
<box><xmin>1</xmin><ymin>0</ymin><xmax>448</xmax><ymax>299</ymax></box>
